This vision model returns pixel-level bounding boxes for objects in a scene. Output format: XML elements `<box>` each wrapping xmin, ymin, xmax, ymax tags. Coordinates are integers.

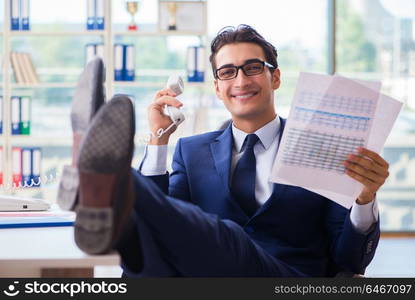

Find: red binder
<box><xmin>12</xmin><ymin>147</ymin><xmax>22</xmax><ymax>188</ymax></box>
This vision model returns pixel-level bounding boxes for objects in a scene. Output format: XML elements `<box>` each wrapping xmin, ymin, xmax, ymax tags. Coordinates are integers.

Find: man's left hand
<box><xmin>344</xmin><ymin>147</ymin><xmax>389</xmax><ymax>205</ymax></box>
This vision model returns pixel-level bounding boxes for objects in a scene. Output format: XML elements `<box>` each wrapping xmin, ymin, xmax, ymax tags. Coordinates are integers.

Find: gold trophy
<box><xmin>126</xmin><ymin>0</ymin><xmax>139</xmax><ymax>31</ymax></box>
<box><xmin>167</xmin><ymin>2</ymin><xmax>178</xmax><ymax>30</ymax></box>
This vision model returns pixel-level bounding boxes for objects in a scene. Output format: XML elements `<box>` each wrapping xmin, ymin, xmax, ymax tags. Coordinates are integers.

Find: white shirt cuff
<box><xmin>350</xmin><ymin>198</ymin><xmax>379</xmax><ymax>234</ymax></box>
<box><xmin>140</xmin><ymin>145</ymin><xmax>168</xmax><ymax>176</ymax></box>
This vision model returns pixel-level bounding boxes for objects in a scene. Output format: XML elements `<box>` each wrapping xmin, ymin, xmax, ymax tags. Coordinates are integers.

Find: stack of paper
<box><xmin>270</xmin><ymin>72</ymin><xmax>402</xmax><ymax>208</ymax></box>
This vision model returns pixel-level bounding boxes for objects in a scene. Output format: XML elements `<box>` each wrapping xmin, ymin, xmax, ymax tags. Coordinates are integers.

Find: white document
<box><xmin>270</xmin><ymin>72</ymin><xmax>402</xmax><ymax>208</ymax></box>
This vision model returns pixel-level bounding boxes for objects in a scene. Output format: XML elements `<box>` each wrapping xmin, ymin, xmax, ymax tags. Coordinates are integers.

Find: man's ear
<box><xmin>271</xmin><ymin>68</ymin><xmax>281</xmax><ymax>90</ymax></box>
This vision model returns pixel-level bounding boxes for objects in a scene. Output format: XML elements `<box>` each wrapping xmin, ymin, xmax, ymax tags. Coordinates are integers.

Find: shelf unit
<box><xmin>0</xmin><ymin>0</ymin><xmax>209</xmax><ymax>198</ymax></box>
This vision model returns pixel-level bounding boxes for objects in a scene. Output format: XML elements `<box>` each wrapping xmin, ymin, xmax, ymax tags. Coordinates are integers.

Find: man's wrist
<box><xmin>356</xmin><ymin>193</ymin><xmax>376</xmax><ymax>205</ymax></box>
<box><xmin>148</xmin><ymin>135</ymin><xmax>170</xmax><ymax>145</ymax></box>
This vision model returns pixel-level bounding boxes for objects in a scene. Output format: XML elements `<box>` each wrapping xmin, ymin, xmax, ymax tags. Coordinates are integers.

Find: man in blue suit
<box><xmin>74</xmin><ymin>25</ymin><xmax>389</xmax><ymax>277</ymax></box>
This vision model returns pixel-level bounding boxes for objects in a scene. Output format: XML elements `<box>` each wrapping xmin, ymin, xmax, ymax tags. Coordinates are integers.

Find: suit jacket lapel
<box><xmin>210</xmin><ymin>124</ymin><xmax>233</xmax><ymax>193</ymax></box>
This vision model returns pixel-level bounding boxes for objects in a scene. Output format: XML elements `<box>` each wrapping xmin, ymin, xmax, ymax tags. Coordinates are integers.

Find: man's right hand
<box><xmin>147</xmin><ymin>88</ymin><xmax>183</xmax><ymax>145</ymax></box>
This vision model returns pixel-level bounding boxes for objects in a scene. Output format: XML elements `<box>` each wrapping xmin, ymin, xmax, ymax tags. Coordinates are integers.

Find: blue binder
<box><xmin>95</xmin><ymin>0</ymin><xmax>105</xmax><ymax>30</ymax></box>
<box><xmin>31</xmin><ymin>147</ymin><xmax>41</xmax><ymax>186</ymax></box>
<box><xmin>21</xmin><ymin>0</ymin><xmax>30</xmax><ymax>30</ymax></box>
<box><xmin>194</xmin><ymin>46</ymin><xmax>205</xmax><ymax>82</ymax></box>
<box><xmin>11</xmin><ymin>96</ymin><xmax>21</xmax><ymax>135</ymax></box>
<box><xmin>124</xmin><ymin>44</ymin><xmax>135</xmax><ymax>81</ymax></box>
<box><xmin>21</xmin><ymin>147</ymin><xmax>31</xmax><ymax>186</ymax></box>
<box><xmin>114</xmin><ymin>44</ymin><xmax>124</xmax><ymax>81</ymax></box>
<box><xmin>86</xmin><ymin>0</ymin><xmax>95</xmax><ymax>30</ymax></box>
<box><xmin>10</xmin><ymin>0</ymin><xmax>20</xmax><ymax>30</ymax></box>
<box><xmin>187</xmin><ymin>46</ymin><xmax>205</xmax><ymax>82</ymax></box>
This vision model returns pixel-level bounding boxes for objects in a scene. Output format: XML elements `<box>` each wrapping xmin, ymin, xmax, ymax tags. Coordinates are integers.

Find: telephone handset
<box><xmin>152</xmin><ymin>75</ymin><xmax>186</xmax><ymax>138</ymax></box>
<box><xmin>165</xmin><ymin>75</ymin><xmax>185</xmax><ymax>126</ymax></box>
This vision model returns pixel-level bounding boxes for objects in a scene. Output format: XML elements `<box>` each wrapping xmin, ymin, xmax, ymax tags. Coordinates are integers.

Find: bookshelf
<box><xmin>1</xmin><ymin>0</ymin><xmax>209</xmax><ymax>201</ymax></box>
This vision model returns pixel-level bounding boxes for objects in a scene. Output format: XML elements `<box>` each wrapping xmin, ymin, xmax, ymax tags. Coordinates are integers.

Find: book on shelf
<box><xmin>10</xmin><ymin>52</ymin><xmax>24</xmax><ymax>83</ymax></box>
<box><xmin>10</xmin><ymin>52</ymin><xmax>39</xmax><ymax>84</ymax></box>
<box><xmin>10</xmin><ymin>0</ymin><xmax>30</xmax><ymax>31</ymax></box>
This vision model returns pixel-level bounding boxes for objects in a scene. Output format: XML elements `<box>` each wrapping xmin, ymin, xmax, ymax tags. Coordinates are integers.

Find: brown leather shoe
<box><xmin>57</xmin><ymin>57</ymin><xmax>105</xmax><ymax>211</ymax></box>
<box><xmin>74</xmin><ymin>95</ymin><xmax>135</xmax><ymax>254</ymax></box>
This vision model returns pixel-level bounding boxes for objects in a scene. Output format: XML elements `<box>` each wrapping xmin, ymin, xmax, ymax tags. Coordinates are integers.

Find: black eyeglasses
<box><xmin>215</xmin><ymin>59</ymin><xmax>276</xmax><ymax>80</ymax></box>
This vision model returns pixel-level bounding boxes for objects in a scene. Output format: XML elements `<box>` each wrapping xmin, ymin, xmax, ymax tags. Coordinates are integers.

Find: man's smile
<box><xmin>231</xmin><ymin>91</ymin><xmax>259</xmax><ymax>100</ymax></box>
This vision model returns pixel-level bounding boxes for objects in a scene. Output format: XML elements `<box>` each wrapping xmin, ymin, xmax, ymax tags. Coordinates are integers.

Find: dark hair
<box><xmin>209</xmin><ymin>24</ymin><xmax>278</xmax><ymax>78</ymax></box>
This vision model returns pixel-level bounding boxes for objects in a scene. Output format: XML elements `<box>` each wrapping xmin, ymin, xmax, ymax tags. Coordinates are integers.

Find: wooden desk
<box><xmin>0</xmin><ymin>226</ymin><xmax>120</xmax><ymax>277</ymax></box>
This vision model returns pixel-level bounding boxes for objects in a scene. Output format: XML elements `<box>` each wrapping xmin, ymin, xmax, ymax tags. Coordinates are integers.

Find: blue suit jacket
<box><xmin>145</xmin><ymin>117</ymin><xmax>380</xmax><ymax>277</ymax></box>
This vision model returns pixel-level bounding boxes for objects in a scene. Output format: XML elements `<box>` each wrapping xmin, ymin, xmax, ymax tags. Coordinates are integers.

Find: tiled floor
<box><xmin>94</xmin><ymin>238</ymin><xmax>415</xmax><ymax>278</ymax></box>
<box><xmin>365</xmin><ymin>238</ymin><xmax>415</xmax><ymax>277</ymax></box>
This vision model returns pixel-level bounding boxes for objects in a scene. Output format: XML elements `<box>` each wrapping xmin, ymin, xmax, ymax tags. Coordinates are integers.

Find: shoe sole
<box><xmin>74</xmin><ymin>95</ymin><xmax>135</xmax><ymax>254</ymax></box>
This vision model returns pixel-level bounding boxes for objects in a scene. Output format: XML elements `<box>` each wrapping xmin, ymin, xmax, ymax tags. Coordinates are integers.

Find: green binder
<box><xmin>20</xmin><ymin>96</ymin><xmax>31</xmax><ymax>135</ymax></box>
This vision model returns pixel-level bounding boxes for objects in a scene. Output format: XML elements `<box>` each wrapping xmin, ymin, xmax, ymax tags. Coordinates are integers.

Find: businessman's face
<box><xmin>214</xmin><ymin>42</ymin><xmax>280</xmax><ymax>125</ymax></box>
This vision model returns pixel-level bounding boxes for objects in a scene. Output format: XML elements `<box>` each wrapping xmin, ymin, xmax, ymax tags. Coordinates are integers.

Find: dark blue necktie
<box><xmin>231</xmin><ymin>134</ymin><xmax>259</xmax><ymax>217</ymax></box>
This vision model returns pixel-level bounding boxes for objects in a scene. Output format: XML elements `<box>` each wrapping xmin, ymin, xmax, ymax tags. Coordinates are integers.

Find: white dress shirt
<box><xmin>140</xmin><ymin>116</ymin><xmax>378</xmax><ymax>233</ymax></box>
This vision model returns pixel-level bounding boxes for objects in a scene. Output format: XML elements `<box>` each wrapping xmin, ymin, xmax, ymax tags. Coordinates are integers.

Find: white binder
<box><xmin>85</xmin><ymin>43</ymin><xmax>96</xmax><ymax>65</ymax></box>
<box><xmin>96</xmin><ymin>43</ymin><xmax>105</xmax><ymax>60</ymax></box>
